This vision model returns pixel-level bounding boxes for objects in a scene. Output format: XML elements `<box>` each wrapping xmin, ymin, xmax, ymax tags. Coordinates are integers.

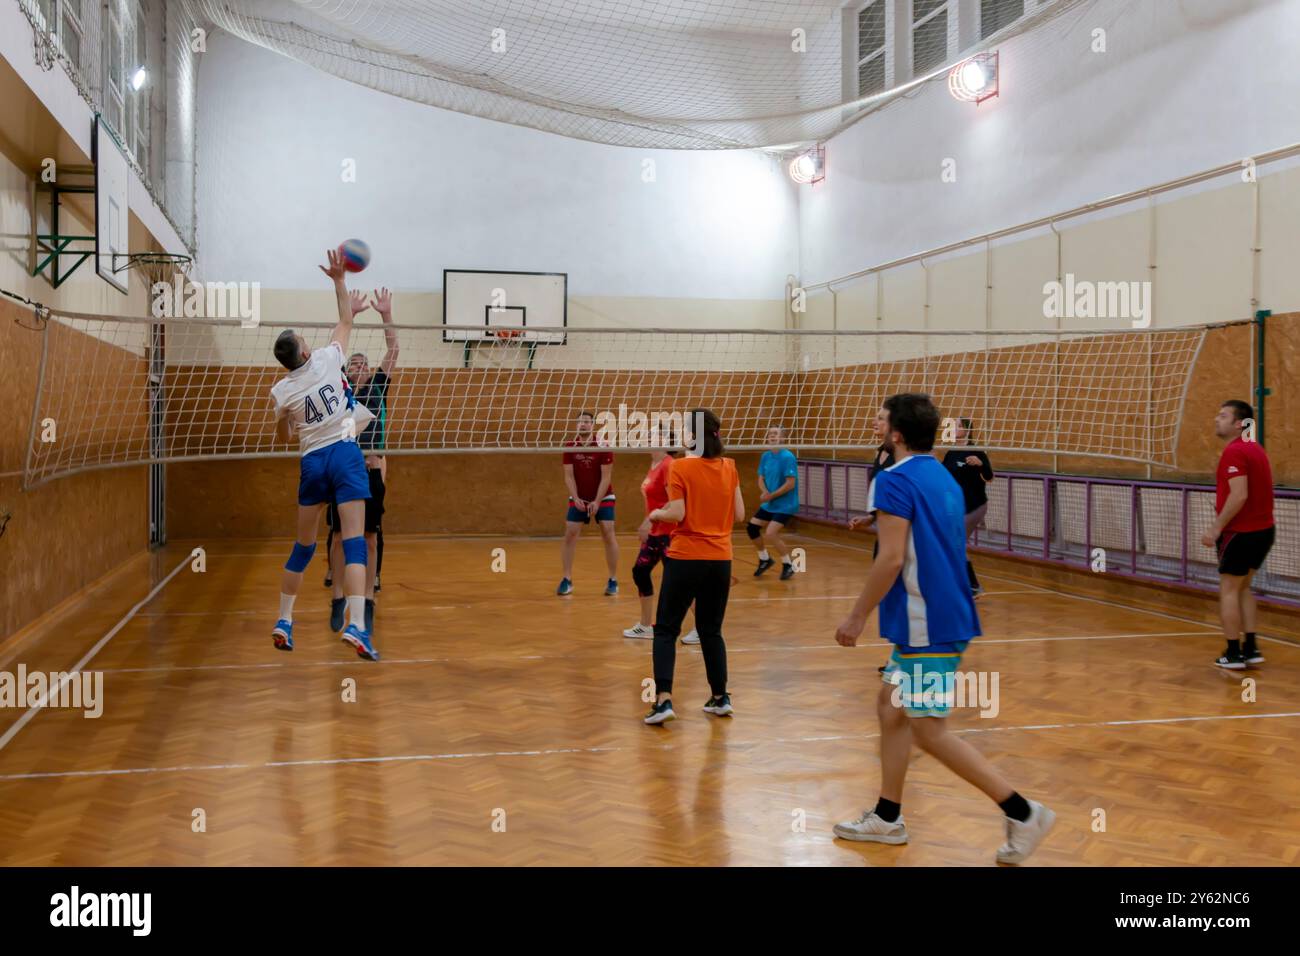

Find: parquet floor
<box><xmin>1</xmin><ymin>532</ymin><xmax>1297</xmax><ymax>866</ymax></box>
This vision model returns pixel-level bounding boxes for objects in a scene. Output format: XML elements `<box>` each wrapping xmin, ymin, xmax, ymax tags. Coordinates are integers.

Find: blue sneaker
<box><xmin>329</xmin><ymin>597</ymin><xmax>346</xmax><ymax>633</ymax></box>
<box><xmin>604</xmin><ymin>578</ymin><xmax>618</xmax><ymax>596</ymax></box>
<box><xmin>272</xmin><ymin>619</ymin><xmax>294</xmax><ymax>652</ymax></box>
<box><xmin>556</xmin><ymin>578</ymin><xmax>573</xmax><ymax>596</ymax></box>
<box><xmin>342</xmin><ymin>623</ymin><xmax>379</xmax><ymax>661</ymax></box>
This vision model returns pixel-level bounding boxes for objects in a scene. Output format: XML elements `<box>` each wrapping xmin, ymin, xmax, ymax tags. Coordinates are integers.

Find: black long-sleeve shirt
<box><xmin>942</xmin><ymin>448</ymin><xmax>993</xmax><ymax>513</ymax></box>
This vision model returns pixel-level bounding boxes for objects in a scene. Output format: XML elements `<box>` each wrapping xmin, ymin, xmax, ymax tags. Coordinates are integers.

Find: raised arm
<box><xmin>320</xmin><ymin>248</ymin><xmax>355</xmax><ymax>352</ymax></box>
<box><xmin>373</xmin><ymin>287</ymin><xmax>400</xmax><ymax>375</ymax></box>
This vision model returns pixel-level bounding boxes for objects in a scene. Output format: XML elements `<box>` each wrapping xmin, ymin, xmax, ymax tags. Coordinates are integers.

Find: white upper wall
<box><xmin>196</xmin><ymin>33</ymin><xmax>800</xmax><ymax>300</ymax></box>
<box><xmin>800</xmin><ymin>0</ymin><xmax>1300</xmax><ymax>286</ymax></box>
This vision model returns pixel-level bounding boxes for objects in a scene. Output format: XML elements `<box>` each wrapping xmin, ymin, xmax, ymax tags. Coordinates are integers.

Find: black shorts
<box><xmin>753</xmin><ymin>508</ymin><xmax>794</xmax><ymax>525</ymax></box>
<box><xmin>327</xmin><ymin>467</ymin><xmax>385</xmax><ymax>534</ymax></box>
<box><xmin>1216</xmin><ymin>526</ymin><xmax>1274</xmax><ymax>576</ymax></box>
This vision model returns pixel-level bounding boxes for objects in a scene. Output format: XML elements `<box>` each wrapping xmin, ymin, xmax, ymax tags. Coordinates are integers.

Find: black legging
<box><xmin>653</xmin><ymin>557</ymin><xmax>730</xmax><ymax>696</ymax></box>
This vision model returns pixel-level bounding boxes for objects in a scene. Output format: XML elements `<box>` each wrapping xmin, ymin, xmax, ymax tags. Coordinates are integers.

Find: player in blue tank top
<box><xmin>831</xmin><ymin>393</ymin><xmax>1054</xmax><ymax>864</ymax></box>
<box><xmin>749</xmin><ymin>426</ymin><xmax>799</xmax><ymax>580</ymax></box>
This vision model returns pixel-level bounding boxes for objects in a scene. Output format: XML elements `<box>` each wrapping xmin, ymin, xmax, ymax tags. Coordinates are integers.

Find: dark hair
<box><xmin>274</xmin><ymin>330</ymin><xmax>306</xmax><ymax>370</ymax></box>
<box><xmin>689</xmin><ymin>408</ymin><xmax>724</xmax><ymax>458</ymax></box>
<box><xmin>883</xmin><ymin>393</ymin><xmax>940</xmax><ymax>453</ymax></box>
<box><xmin>349</xmin><ymin>352</ymin><xmax>367</xmax><ymax>364</ymax></box>
<box><xmin>960</xmin><ymin>417</ymin><xmax>974</xmax><ymax>445</ymax></box>
<box><xmin>1221</xmin><ymin>400</ymin><xmax>1253</xmax><ymax>422</ymax></box>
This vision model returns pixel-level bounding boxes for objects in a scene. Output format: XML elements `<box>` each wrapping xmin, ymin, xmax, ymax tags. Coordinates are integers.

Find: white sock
<box><xmin>347</xmin><ymin>595</ymin><xmax>366</xmax><ymax>631</ymax></box>
<box><xmin>278</xmin><ymin>593</ymin><xmax>295</xmax><ymax>622</ymax></box>
<box><xmin>758</xmin><ymin>549</ymin><xmax>770</xmax><ymax>561</ymax></box>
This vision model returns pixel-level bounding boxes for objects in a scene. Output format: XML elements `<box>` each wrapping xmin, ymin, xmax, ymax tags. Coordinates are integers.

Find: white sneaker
<box><xmin>622</xmin><ymin>623</ymin><xmax>654</xmax><ymax>639</ymax></box>
<box><xmin>832</xmin><ymin>810</ymin><xmax>908</xmax><ymax>844</ymax></box>
<box><xmin>996</xmin><ymin>800</ymin><xmax>1056</xmax><ymax>864</ymax></box>
<box><xmin>681</xmin><ymin>629</ymin><xmax>700</xmax><ymax>645</ymax></box>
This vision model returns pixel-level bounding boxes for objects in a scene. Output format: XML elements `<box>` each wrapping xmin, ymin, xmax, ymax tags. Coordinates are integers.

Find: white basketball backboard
<box><xmin>94</xmin><ymin>115</ymin><xmax>130</xmax><ymax>294</ymax></box>
<box><xmin>442</xmin><ymin>270</ymin><xmax>566</xmax><ymax>343</ymax></box>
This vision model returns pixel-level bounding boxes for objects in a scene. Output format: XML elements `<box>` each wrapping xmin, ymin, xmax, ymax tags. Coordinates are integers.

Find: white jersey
<box><xmin>270</xmin><ymin>341</ymin><xmax>375</xmax><ymax>455</ymax></box>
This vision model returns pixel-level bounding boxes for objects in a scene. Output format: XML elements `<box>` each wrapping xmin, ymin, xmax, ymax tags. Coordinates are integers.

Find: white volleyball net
<box><xmin>17</xmin><ymin>304</ymin><xmax>1220</xmax><ymax>487</ymax></box>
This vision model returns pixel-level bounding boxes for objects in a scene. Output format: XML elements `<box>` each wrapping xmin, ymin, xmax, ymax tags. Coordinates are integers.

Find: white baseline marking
<box><xmin>1</xmin><ymin>710</ymin><xmax>1296</xmax><ymax>783</ymax></box>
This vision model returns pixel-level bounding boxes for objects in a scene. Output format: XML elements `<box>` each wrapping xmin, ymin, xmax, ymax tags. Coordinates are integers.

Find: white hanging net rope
<box><xmin>190</xmin><ymin>0</ymin><xmax>1096</xmax><ymax>150</ymax></box>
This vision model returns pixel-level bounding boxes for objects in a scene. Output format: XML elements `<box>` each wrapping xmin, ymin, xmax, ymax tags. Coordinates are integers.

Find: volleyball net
<box><xmin>14</xmin><ymin>305</ymin><xmax>1224</xmax><ymax>487</ymax></box>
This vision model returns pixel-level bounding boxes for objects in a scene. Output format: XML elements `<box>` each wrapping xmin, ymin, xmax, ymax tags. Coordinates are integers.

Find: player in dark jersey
<box><xmin>558</xmin><ymin>411</ymin><xmax>619</xmax><ymax>596</ymax></box>
<box><xmin>325</xmin><ymin>288</ymin><xmax>398</xmax><ymax>635</ymax></box>
<box><xmin>1203</xmin><ymin>400</ymin><xmax>1275</xmax><ymax>670</ymax></box>
<box><xmin>941</xmin><ymin>418</ymin><xmax>993</xmax><ymax>598</ymax></box>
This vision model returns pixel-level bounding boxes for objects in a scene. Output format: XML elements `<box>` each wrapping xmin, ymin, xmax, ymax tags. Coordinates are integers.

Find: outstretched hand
<box><xmin>371</xmin><ymin>287</ymin><xmax>392</xmax><ymax>316</ymax></box>
<box><xmin>319</xmin><ymin>248</ymin><xmax>347</xmax><ymax>282</ymax></box>
<box><xmin>349</xmin><ymin>289</ymin><xmax>369</xmax><ymax>316</ymax></box>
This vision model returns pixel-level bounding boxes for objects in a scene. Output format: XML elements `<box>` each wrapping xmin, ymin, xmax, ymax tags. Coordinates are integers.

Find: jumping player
<box><xmin>750</xmin><ymin>425</ymin><xmax>798</xmax><ymax>580</ymax></box>
<box><xmin>1203</xmin><ymin>400</ymin><xmax>1275</xmax><ymax>669</ymax></box>
<box><xmin>325</xmin><ymin>288</ymin><xmax>399</xmax><ymax>635</ymax></box>
<box><xmin>269</xmin><ymin>249</ymin><xmax>379</xmax><ymax>661</ymax></box>
<box><xmin>832</xmin><ymin>393</ymin><xmax>1053</xmax><ymax>864</ymax></box>
<box><xmin>558</xmin><ymin>411</ymin><xmax>619</xmax><ymax>596</ymax></box>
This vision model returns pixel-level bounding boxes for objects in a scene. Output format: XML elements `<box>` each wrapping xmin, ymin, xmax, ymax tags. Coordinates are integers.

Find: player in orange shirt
<box><xmin>642</xmin><ymin>409</ymin><xmax>745</xmax><ymax>724</ymax></box>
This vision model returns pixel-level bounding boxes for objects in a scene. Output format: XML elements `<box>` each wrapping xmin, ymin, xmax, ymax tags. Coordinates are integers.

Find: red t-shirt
<box><xmin>563</xmin><ymin>438</ymin><xmax>614</xmax><ymax>503</ymax></box>
<box><xmin>642</xmin><ymin>456</ymin><xmax>675</xmax><ymax>536</ymax></box>
<box><xmin>1216</xmin><ymin>437</ymin><xmax>1274</xmax><ymax>532</ymax></box>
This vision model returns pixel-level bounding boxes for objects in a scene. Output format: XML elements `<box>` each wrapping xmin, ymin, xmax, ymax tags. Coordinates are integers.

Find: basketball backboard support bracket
<box><xmin>29</xmin><ymin>166</ymin><xmax>96</xmax><ymax>289</ymax></box>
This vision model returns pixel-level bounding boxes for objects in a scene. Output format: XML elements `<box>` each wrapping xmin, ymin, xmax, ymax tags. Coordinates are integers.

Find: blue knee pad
<box><xmin>747</xmin><ymin>522</ymin><xmax>763</xmax><ymax>540</ymax></box>
<box><xmin>342</xmin><ymin>535</ymin><xmax>368</xmax><ymax>567</ymax></box>
<box><xmin>285</xmin><ymin>541</ymin><xmax>316</xmax><ymax>572</ymax></box>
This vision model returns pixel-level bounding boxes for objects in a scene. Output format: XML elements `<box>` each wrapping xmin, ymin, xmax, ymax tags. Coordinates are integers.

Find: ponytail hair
<box><xmin>688</xmin><ymin>408</ymin><xmax>724</xmax><ymax>458</ymax></box>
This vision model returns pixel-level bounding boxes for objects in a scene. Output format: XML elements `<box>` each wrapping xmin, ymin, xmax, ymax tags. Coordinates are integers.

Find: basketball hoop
<box><xmin>491</xmin><ymin>329</ymin><xmax>523</xmax><ymax>341</ymax></box>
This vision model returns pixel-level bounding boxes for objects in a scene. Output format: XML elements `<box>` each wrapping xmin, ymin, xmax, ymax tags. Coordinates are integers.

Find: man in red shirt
<box><xmin>558</xmin><ymin>411</ymin><xmax>619</xmax><ymax>596</ymax></box>
<box><xmin>1201</xmin><ymin>400</ymin><xmax>1275</xmax><ymax>670</ymax></box>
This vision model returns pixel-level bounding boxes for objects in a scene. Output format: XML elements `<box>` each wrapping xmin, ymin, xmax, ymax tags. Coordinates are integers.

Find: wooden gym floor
<box><xmin>1</xmin><ymin>531</ymin><xmax>1298</xmax><ymax>866</ymax></box>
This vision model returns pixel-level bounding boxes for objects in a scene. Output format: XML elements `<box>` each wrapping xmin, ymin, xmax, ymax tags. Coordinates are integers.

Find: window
<box><xmin>856</xmin><ymin>1</ymin><xmax>888</xmax><ymax>97</ymax></box>
<box><xmin>911</xmin><ymin>0</ymin><xmax>949</xmax><ymax>76</ymax></box>
<box><xmin>105</xmin><ymin>2</ymin><xmax>126</xmax><ymax>136</ymax></box>
<box><xmin>60</xmin><ymin>0</ymin><xmax>84</xmax><ymax>73</ymax></box>
<box><xmin>133</xmin><ymin>1</ymin><xmax>150</xmax><ymax>173</ymax></box>
<box><xmin>980</xmin><ymin>0</ymin><xmax>1025</xmax><ymax>39</ymax></box>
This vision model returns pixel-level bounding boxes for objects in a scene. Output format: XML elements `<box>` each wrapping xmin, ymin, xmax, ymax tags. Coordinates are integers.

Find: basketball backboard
<box><xmin>94</xmin><ymin>114</ymin><xmax>130</xmax><ymax>293</ymax></box>
<box><xmin>442</xmin><ymin>270</ymin><xmax>566</xmax><ymax>344</ymax></box>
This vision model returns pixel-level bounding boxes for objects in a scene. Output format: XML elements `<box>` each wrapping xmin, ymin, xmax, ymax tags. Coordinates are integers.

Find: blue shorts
<box><xmin>566</xmin><ymin>497</ymin><xmax>615</xmax><ymax>524</ymax></box>
<box><xmin>298</xmin><ymin>441</ymin><xmax>371</xmax><ymax>507</ymax></box>
<box><xmin>881</xmin><ymin>642</ymin><xmax>969</xmax><ymax>718</ymax></box>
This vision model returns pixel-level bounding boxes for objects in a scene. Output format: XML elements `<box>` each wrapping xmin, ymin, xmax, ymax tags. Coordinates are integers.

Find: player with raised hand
<box><xmin>269</xmin><ymin>248</ymin><xmax>379</xmax><ymax>661</ymax></box>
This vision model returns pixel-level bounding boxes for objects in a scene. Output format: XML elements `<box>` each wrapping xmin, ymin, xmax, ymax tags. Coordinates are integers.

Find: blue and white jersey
<box><xmin>869</xmin><ymin>454</ymin><xmax>981</xmax><ymax>651</ymax></box>
<box><xmin>270</xmin><ymin>341</ymin><xmax>374</xmax><ymax>456</ymax></box>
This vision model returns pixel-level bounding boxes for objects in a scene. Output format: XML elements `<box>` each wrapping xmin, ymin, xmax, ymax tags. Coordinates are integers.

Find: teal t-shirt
<box><xmin>759</xmin><ymin>449</ymin><xmax>799</xmax><ymax>514</ymax></box>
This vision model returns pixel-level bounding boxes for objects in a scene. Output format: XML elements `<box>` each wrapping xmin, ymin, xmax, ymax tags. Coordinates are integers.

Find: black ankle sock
<box><xmin>1243</xmin><ymin>632</ymin><xmax>1257</xmax><ymax>652</ymax></box>
<box><xmin>1226</xmin><ymin>638</ymin><xmax>1241</xmax><ymax>655</ymax></box>
<box><xmin>873</xmin><ymin>797</ymin><xmax>901</xmax><ymax>823</ymax></box>
<box><xmin>999</xmin><ymin>792</ymin><xmax>1031</xmax><ymax>822</ymax></box>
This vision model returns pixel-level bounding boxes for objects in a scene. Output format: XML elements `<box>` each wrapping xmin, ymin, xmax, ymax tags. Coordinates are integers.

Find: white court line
<box><xmin>788</xmin><ymin>532</ymin><xmax>1300</xmax><ymax>648</ymax></box>
<box><xmin>79</xmin><ymin>631</ymin><xmax>1212</xmax><ymax>677</ymax></box>
<box><xmin>1</xmin><ymin>710</ymin><xmax>1297</xmax><ymax>783</ymax></box>
<box><xmin>0</xmin><ymin>550</ymin><xmax>197</xmax><ymax>755</ymax></box>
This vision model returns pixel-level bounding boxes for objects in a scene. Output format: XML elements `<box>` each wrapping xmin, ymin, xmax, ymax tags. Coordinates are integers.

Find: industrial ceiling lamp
<box><xmin>789</xmin><ymin>144</ymin><xmax>825</xmax><ymax>185</ymax></box>
<box><xmin>949</xmin><ymin>52</ymin><xmax>998</xmax><ymax>104</ymax></box>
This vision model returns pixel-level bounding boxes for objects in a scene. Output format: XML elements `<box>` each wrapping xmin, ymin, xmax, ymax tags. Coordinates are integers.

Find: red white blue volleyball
<box><xmin>338</xmin><ymin>238</ymin><xmax>371</xmax><ymax>273</ymax></box>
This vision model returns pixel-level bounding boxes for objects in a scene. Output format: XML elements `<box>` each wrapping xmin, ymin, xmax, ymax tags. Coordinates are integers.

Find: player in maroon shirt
<box><xmin>1201</xmin><ymin>400</ymin><xmax>1275</xmax><ymax>670</ymax></box>
<box><xmin>558</xmin><ymin>411</ymin><xmax>619</xmax><ymax>596</ymax></box>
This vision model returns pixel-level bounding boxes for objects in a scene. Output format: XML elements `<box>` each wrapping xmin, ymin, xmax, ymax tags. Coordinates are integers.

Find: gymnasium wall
<box><xmin>166</xmin><ymin>451</ymin><xmax>766</xmax><ymax>540</ymax></box>
<box><xmin>195</xmin><ymin>34</ymin><xmax>800</xmax><ymax>304</ymax></box>
<box><xmin>0</xmin><ymin>143</ymin><xmax>153</xmax><ymax>642</ymax></box>
<box><xmin>800</xmin><ymin>0</ymin><xmax>1300</xmax><ymax>298</ymax></box>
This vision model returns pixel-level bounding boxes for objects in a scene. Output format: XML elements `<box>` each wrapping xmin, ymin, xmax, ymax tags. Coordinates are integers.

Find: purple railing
<box><xmin>797</xmin><ymin>459</ymin><xmax>1300</xmax><ymax>608</ymax></box>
